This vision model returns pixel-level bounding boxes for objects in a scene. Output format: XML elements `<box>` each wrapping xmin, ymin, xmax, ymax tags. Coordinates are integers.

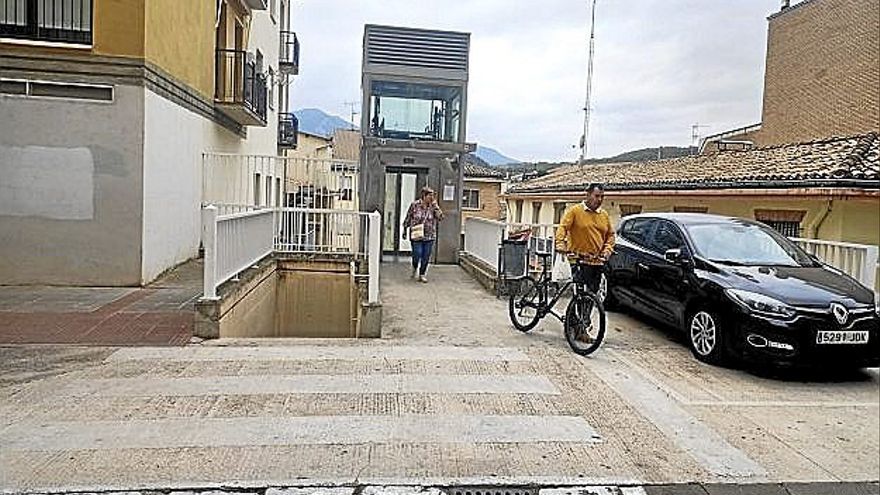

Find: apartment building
<box><xmin>0</xmin><ymin>0</ymin><xmax>299</xmax><ymax>285</ymax></box>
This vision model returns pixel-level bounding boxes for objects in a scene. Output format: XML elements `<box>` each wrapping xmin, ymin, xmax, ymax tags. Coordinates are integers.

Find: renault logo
<box><xmin>830</xmin><ymin>302</ymin><xmax>849</xmax><ymax>326</ymax></box>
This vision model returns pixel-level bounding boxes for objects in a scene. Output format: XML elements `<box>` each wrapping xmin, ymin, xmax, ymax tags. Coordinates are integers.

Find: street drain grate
<box><xmin>443</xmin><ymin>487</ymin><xmax>539</xmax><ymax>495</ymax></box>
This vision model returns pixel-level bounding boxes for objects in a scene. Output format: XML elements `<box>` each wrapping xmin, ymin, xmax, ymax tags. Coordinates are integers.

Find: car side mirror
<box><xmin>664</xmin><ymin>248</ymin><xmax>690</xmax><ymax>266</ymax></box>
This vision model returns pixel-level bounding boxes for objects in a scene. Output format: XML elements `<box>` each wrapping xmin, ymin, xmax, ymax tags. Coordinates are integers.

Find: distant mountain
<box><xmin>293</xmin><ymin>109</ymin><xmax>522</xmax><ymax>167</ymax></box>
<box><xmin>596</xmin><ymin>146</ymin><xmax>695</xmax><ymax>163</ymax></box>
<box><xmin>294</xmin><ymin>108</ymin><xmax>357</xmax><ymax>138</ymax></box>
<box><xmin>475</xmin><ymin>145</ymin><xmax>520</xmax><ymax>166</ymax></box>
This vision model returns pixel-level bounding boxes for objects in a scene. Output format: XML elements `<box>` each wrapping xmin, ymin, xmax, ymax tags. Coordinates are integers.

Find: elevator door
<box><xmin>383</xmin><ymin>170</ymin><xmax>426</xmax><ymax>254</ymax></box>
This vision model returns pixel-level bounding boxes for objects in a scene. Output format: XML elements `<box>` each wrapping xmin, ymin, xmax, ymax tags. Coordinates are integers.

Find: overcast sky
<box><xmin>291</xmin><ymin>1</ymin><xmax>779</xmax><ymax>162</ymax></box>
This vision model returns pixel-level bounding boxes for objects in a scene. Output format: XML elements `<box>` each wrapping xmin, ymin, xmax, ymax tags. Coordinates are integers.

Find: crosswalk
<box><xmin>0</xmin><ymin>343</ymin><xmax>627</xmax><ymax>493</ymax></box>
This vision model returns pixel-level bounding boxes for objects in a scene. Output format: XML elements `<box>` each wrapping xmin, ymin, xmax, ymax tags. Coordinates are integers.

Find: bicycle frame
<box><xmin>526</xmin><ymin>256</ymin><xmax>592</xmax><ymax>323</ymax></box>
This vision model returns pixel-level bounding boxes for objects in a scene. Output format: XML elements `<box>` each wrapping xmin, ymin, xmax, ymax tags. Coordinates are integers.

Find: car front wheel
<box><xmin>688</xmin><ymin>309</ymin><xmax>726</xmax><ymax>365</ymax></box>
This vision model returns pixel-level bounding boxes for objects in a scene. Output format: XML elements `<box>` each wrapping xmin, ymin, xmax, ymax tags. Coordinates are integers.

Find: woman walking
<box><xmin>403</xmin><ymin>187</ymin><xmax>444</xmax><ymax>283</ymax></box>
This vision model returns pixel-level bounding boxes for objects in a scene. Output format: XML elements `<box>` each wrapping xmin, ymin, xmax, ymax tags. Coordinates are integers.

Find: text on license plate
<box><xmin>816</xmin><ymin>330</ymin><xmax>869</xmax><ymax>345</ymax></box>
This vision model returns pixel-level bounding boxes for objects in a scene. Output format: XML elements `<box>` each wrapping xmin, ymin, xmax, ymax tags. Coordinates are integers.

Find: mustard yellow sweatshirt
<box><xmin>554</xmin><ymin>203</ymin><xmax>616</xmax><ymax>264</ymax></box>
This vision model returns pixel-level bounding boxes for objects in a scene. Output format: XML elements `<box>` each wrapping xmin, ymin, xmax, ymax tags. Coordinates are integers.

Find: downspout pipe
<box><xmin>810</xmin><ymin>199</ymin><xmax>833</xmax><ymax>238</ymax></box>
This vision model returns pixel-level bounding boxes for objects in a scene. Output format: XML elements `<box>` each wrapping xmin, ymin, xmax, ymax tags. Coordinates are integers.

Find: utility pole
<box><xmin>343</xmin><ymin>101</ymin><xmax>360</xmax><ymax>130</ymax></box>
<box><xmin>579</xmin><ymin>0</ymin><xmax>599</xmax><ymax>165</ymax></box>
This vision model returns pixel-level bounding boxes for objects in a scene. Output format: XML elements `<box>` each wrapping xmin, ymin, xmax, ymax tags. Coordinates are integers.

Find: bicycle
<box><xmin>507</xmin><ymin>251</ymin><xmax>607</xmax><ymax>356</ymax></box>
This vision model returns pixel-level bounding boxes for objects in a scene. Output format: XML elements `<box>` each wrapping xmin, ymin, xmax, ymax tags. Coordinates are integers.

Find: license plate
<box><xmin>816</xmin><ymin>330</ymin><xmax>869</xmax><ymax>345</ymax></box>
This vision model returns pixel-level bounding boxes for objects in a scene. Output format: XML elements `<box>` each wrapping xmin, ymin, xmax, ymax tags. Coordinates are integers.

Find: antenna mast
<box><xmin>579</xmin><ymin>0</ymin><xmax>598</xmax><ymax>164</ymax></box>
<box><xmin>343</xmin><ymin>101</ymin><xmax>360</xmax><ymax>130</ymax></box>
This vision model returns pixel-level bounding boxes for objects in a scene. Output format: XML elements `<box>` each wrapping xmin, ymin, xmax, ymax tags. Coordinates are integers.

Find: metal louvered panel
<box><xmin>365</xmin><ymin>24</ymin><xmax>470</xmax><ymax>72</ymax></box>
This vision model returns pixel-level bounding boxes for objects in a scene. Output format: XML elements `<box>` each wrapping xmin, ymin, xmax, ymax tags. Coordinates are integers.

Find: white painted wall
<box><xmin>141</xmin><ymin>7</ymin><xmax>285</xmax><ymax>283</ymax></box>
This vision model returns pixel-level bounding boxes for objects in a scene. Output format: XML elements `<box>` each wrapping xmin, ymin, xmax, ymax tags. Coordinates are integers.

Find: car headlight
<box><xmin>725</xmin><ymin>289</ymin><xmax>797</xmax><ymax>319</ymax></box>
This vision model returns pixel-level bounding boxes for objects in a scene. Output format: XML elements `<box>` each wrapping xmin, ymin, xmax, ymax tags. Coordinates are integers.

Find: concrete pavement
<box><xmin>0</xmin><ymin>263</ymin><xmax>877</xmax><ymax>493</ymax></box>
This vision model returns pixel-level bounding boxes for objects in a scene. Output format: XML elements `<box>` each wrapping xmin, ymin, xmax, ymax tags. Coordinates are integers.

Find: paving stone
<box><xmin>643</xmin><ymin>484</ymin><xmax>707</xmax><ymax>495</ymax></box>
<box><xmin>362</xmin><ymin>487</ymin><xmax>445</xmax><ymax>495</ymax></box>
<box><xmin>783</xmin><ymin>482</ymin><xmax>880</xmax><ymax>495</ymax></box>
<box><xmin>540</xmin><ymin>487</ymin><xmax>624</xmax><ymax>495</ymax></box>
<box><xmin>267</xmin><ymin>488</ymin><xmax>355</xmax><ymax>495</ymax></box>
<box><xmin>701</xmin><ymin>483</ymin><xmax>788</xmax><ymax>495</ymax></box>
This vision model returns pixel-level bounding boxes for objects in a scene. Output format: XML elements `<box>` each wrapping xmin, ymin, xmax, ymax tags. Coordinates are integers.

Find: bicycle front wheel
<box><xmin>508</xmin><ymin>276</ymin><xmax>542</xmax><ymax>332</ymax></box>
<box><xmin>564</xmin><ymin>291</ymin><xmax>606</xmax><ymax>356</ymax></box>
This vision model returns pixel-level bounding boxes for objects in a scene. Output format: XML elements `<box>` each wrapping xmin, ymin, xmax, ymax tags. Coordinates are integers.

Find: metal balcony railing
<box><xmin>214</xmin><ymin>49</ymin><xmax>268</xmax><ymax>125</ymax></box>
<box><xmin>0</xmin><ymin>0</ymin><xmax>93</xmax><ymax>44</ymax></box>
<box><xmin>279</xmin><ymin>31</ymin><xmax>300</xmax><ymax>75</ymax></box>
<box><xmin>278</xmin><ymin>112</ymin><xmax>299</xmax><ymax>148</ymax></box>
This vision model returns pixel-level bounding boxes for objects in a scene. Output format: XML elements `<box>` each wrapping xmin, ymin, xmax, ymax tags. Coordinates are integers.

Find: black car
<box><xmin>607</xmin><ymin>213</ymin><xmax>880</xmax><ymax>368</ymax></box>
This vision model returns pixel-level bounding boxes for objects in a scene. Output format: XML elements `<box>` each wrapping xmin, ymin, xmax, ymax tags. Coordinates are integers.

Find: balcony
<box><xmin>279</xmin><ymin>31</ymin><xmax>300</xmax><ymax>75</ymax></box>
<box><xmin>214</xmin><ymin>49</ymin><xmax>268</xmax><ymax>127</ymax></box>
<box><xmin>0</xmin><ymin>0</ymin><xmax>93</xmax><ymax>45</ymax></box>
<box><xmin>278</xmin><ymin>112</ymin><xmax>299</xmax><ymax>149</ymax></box>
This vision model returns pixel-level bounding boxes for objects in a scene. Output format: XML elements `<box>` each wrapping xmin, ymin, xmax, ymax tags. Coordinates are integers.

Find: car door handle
<box><xmin>637</xmin><ymin>263</ymin><xmax>649</xmax><ymax>270</ymax></box>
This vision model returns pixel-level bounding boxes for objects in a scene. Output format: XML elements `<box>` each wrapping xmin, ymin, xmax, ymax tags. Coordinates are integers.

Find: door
<box><xmin>613</xmin><ymin>217</ymin><xmax>656</xmax><ymax>310</ymax></box>
<box><xmin>383</xmin><ymin>170</ymin><xmax>426</xmax><ymax>254</ymax></box>
<box><xmin>642</xmin><ymin>220</ymin><xmax>690</xmax><ymax>326</ymax></box>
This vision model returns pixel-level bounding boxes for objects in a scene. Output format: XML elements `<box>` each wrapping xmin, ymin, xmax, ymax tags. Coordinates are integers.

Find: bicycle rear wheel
<box><xmin>508</xmin><ymin>276</ymin><xmax>542</xmax><ymax>332</ymax></box>
<box><xmin>564</xmin><ymin>291</ymin><xmax>606</xmax><ymax>356</ymax></box>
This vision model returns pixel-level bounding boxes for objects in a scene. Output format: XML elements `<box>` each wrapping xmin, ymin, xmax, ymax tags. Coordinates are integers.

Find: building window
<box><xmin>368</xmin><ymin>80</ymin><xmax>462</xmax><ymax>142</ymax></box>
<box><xmin>462</xmin><ymin>188</ymin><xmax>480</xmax><ymax>210</ymax></box>
<box><xmin>515</xmin><ymin>200</ymin><xmax>523</xmax><ymax>223</ymax></box>
<box><xmin>339</xmin><ymin>175</ymin><xmax>353</xmax><ymax>201</ymax></box>
<box><xmin>0</xmin><ymin>0</ymin><xmax>93</xmax><ymax>44</ymax></box>
<box><xmin>673</xmin><ymin>205</ymin><xmax>708</xmax><ymax>213</ymax></box>
<box><xmin>619</xmin><ymin>204</ymin><xmax>642</xmax><ymax>217</ymax></box>
<box><xmin>762</xmin><ymin>220</ymin><xmax>802</xmax><ymax>238</ymax></box>
<box><xmin>754</xmin><ymin>209</ymin><xmax>806</xmax><ymax>238</ymax></box>
<box><xmin>553</xmin><ymin>203</ymin><xmax>567</xmax><ymax>224</ymax></box>
<box><xmin>531</xmin><ymin>202</ymin><xmax>542</xmax><ymax>224</ymax></box>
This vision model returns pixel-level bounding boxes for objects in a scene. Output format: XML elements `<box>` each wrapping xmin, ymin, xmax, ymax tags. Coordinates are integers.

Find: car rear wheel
<box><xmin>688</xmin><ymin>309</ymin><xmax>726</xmax><ymax>365</ymax></box>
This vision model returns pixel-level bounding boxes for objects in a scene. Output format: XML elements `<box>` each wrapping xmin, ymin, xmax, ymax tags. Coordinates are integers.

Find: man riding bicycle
<box><xmin>554</xmin><ymin>183</ymin><xmax>616</xmax><ymax>341</ymax></box>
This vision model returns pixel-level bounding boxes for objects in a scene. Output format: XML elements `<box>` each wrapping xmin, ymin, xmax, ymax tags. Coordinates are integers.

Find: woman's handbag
<box><xmin>410</xmin><ymin>223</ymin><xmax>425</xmax><ymax>241</ymax></box>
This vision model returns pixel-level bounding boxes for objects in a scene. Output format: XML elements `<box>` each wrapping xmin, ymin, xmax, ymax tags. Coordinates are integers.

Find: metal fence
<box><xmin>201</xmin><ymin>205</ymin><xmax>381</xmax><ymax>304</ymax></box>
<box><xmin>201</xmin><ymin>206</ymin><xmax>275</xmax><ymax>300</ymax></box>
<box><xmin>202</xmin><ymin>153</ymin><xmax>359</xmax><ymax>216</ymax></box>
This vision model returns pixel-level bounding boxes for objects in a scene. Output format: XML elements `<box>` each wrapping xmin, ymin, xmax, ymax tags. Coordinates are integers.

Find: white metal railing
<box><xmin>463</xmin><ymin>217</ymin><xmax>506</xmax><ymax>268</ymax></box>
<box><xmin>463</xmin><ymin>218</ymin><xmax>560</xmax><ymax>273</ymax></box>
<box><xmin>201</xmin><ymin>205</ymin><xmax>381</xmax><ymax>304</ymax></box>
<box><xmin>202</xmin><ymin>153</ymin><xmax>359</xmax><ymax>216</ymax></box>
<box><xmin>201</xmin><ymin>206</ymin><xmax>275</xmax><ymax>299</ymax></box>
<box><xmin>793</xmin><ymin>238</ymin><xmax>879</xmax><ymax>291</ymax></box>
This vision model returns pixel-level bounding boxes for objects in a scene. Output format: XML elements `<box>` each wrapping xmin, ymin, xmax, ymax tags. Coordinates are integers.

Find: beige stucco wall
<box><xmin>276</xmin><ymin>261</ymin><xmax>355</xmax><ymax>337</ymax></box>
<box><xmin>286</xmin><ymin>133</ymin><xmax>333</xmax><ymax>159</ymax></box>
<box><xmin>145</xmin><ymin>0</ymin><xmax>215</xmax><ymax>99</ymax></box>
<box><xmin>506</xmin><ymin>192</ymin><xmax>880</xmax><ymax>245</ymax></box>
<box><xmin>219</xmin><ymin>269</ymin><xmax>279</xmax><ymax>338</ymax></box>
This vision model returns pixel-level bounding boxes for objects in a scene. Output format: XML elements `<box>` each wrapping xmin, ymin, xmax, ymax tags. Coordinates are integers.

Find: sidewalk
<box><xmin>0</xmin><ymin>259</ymin><xmax>201</xmax><ymax>345</ymax></box>
<box><xmin>0</xmin><ymin>263</ymin><xmax>877</xmax><ymax>494</ymax></box>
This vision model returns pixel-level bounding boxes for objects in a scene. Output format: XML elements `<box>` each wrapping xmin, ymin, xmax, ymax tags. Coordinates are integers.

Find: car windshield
<box><xmin>686</xmin><ymin>222</ymin><xmax>814</xmax><ymax>267</ymax></box>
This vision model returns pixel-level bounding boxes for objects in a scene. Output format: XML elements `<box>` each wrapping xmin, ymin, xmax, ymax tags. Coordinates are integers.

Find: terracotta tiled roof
<box><xmin>508</xmin><ymin>133</ymin><xmax>879</xmax><ymax>194</ymax></box>
<box><xmin>464</xmin><ymin>154</ymin><xmax>505</xmax><ymax>179</ymax></box>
